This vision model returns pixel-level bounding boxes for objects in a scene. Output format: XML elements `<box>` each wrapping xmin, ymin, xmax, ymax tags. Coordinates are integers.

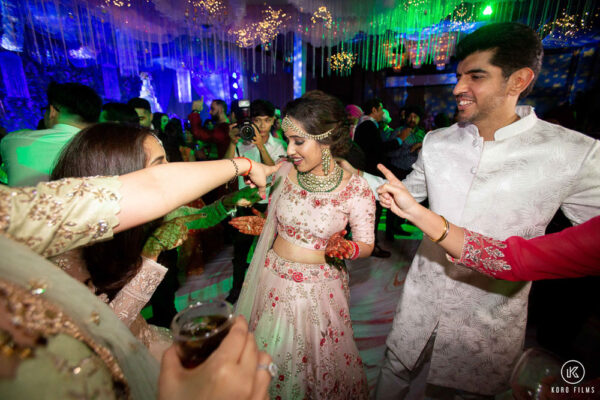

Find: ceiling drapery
<box><xmin>1</xmin><ymin>0</ymin><xmax>598</xmax><ymax>77</ymax></box>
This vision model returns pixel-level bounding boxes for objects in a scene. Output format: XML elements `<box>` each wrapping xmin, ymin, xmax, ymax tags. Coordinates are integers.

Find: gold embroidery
<box><xmin>0</xmin><ymin>278</ymin><xmax>129</xmax><ymax>397</ymax></box>
<box><xmin>1</xmin><ymin>177</ymin><xmax>121</xmax><ymax>258</ymax></box>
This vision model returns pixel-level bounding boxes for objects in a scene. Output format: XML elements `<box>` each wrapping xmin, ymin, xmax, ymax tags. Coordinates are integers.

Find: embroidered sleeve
<box><xmin>0</xmin><ymin>176</ymin><xmax>122</xmax><ymax>258</ymax></box>
<box><xmin>108</xmin><ymin>257</ymin><xmax>167</xmax><ymax>327</ymax></box>
<box><xmin>447</xmin><ymin>229</ymin><xmax>512</xmax><ymax>278</ymax></box>
<box><xmin>130</xmin><ymin>314</ymin><xmax>173</xmax><ymax>361</ymax></box>
<box><xmin>348</xmin><ymin>176</ymin><xmax>376</xmax><ymax>244</ymax></box>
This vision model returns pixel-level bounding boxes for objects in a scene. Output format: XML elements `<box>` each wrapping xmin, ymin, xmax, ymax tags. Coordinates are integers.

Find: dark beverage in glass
<box><xmin>171</xmin><ymin>301</ymin><xmax>234</xmax><ymax>369</ymax></box>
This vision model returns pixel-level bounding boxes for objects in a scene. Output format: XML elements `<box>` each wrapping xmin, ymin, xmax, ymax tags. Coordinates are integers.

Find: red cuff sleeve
<box><xmin>450</xmin><ymin>216</ymin><xmax>600</xmax><ymax>281</ymax></box>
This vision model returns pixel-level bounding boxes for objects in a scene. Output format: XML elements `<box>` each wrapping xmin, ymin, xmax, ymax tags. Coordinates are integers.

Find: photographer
<box><xmin>225</xmin><ymin>99</ymin><xmax>287</xmax><ymax>303</ymax></box>
<box><xmin>188</xmin><ymin>97</ymin><xmax>230</xmax><ymax>159</ymax></box>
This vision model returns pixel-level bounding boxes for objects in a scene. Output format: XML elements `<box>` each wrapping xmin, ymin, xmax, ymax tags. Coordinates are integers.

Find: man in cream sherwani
<box><xmin>372</xmin><ymin>23</ymin><xmax>600</xmax><ymax>398</ymax></box>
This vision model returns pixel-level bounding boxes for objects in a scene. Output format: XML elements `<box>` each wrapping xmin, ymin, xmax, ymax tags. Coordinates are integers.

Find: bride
<box><xmin>234</xmin><ymin>90</ymin><xmax>376</xmax><ymax>399</ymax></box>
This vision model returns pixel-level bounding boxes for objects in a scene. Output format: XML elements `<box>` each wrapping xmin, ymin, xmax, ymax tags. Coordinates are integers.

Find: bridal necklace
<box><xmin>297</xmin><ymin>163</ymin><xmax>343</xmax><ymax>193</ymax></box>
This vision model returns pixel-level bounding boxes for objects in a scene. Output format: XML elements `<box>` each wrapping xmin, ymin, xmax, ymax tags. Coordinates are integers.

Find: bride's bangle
<box><xmin>349</xmin><ymin>241</ymin><xmax>360</xmax><ymax>260</ymax></box>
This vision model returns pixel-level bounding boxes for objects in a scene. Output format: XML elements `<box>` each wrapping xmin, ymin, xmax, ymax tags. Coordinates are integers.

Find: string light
<box><xmin>403</xmin><ymin>0</ymin><xmax>427</xmax><ymax>12</ymax></box>
<box><xmin>104</xmin><ymin>0</ymin><xmax>131</xmax><ymax>7</ymax></box>
<box><xmin>311</xmin><ymin>6</ymin><xmax>333</xmax><ymax>29</ymax></box>
<box><xmin>540</xmin><ymin>10</ymin><xmax>597</xmax><ymax>43</ymax></box>
<box><xmin>229</xmin><ymin>6</ymin><xmax>288</xmax><ymax>48</ymax></box>
<box><xmin>328</xmin><ymin>51</ymin><xmax>356</xmax><ymax>72</ymax></box>
<box><xmin>188</xmin><ymin>0</ymin><xmax>225</xmax><ymax>17</ymax></box>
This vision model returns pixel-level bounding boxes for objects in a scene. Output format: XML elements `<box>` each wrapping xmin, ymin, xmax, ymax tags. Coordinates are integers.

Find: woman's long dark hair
<box><xmin>51</xmin><ymin>122</ymin><xmax>159</xmax><ymax>299</ymax></box>
<box><xmin>162</xmin><ymin>118</ymin><xmax>184</xmax><ymax>162</ymax></box>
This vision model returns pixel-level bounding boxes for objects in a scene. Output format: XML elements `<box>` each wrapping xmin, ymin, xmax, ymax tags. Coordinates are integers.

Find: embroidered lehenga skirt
<box><xmin>248</xmin><ymin>249</ymin><xmax>368</xmax><ymax>400</ymax></box>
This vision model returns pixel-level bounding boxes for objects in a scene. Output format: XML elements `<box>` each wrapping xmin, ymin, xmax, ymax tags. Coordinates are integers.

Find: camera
<box><xmin>237</xmin><ymin>99</ymin><xmax>255</xmax><ymax>141</ymax></box>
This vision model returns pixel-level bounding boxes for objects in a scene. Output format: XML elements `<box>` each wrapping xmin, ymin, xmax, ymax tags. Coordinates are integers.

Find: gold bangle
<box><xmin>430</xmin><ymin>215</ymin><xmax>450</xmax><ymax>243</ymax></box>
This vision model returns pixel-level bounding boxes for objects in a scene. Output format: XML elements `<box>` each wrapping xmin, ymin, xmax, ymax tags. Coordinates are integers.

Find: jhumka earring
<box><xmin>321</xmin><ymin>147</ymin><xmax>332</xmax><ymax>176</ymax></box>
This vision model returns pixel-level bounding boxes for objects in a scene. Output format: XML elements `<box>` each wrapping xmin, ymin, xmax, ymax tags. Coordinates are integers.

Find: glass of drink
<box><xmin>510</xmin><ymin>348</ymin><xmax>562</xmax><ymax>399</ymax></box>
<box><xmin>171</xmin><ymin>300</ymin><xmax>234</xmax><ymax>369</ymax></box>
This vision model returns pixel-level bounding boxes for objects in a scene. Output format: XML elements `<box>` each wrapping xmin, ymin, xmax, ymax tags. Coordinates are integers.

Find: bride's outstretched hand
<box><xmin>229</xmin><ymin>208</ymin><xmax>266</xmax><ymax>236</ymax></box>
<box><xmin>325</xmin><ymin>230</ymin><xmax>356</xmax><ymax>259</ymax></box>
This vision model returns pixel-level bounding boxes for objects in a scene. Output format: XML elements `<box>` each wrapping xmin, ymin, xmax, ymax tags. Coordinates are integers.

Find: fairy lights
<box><xmin>311</xmin><ymin>6</ymin><xmax>333</xmax><ymax>29</ymax></box>
<box><xmin>104</xmin><ymin>0</ymin><xmax>131</xmax><ymax>7</ymax></box>
<box><xmin>540</xmin><ymin>10</ymin><xmax>595</xmax><ymax>42</ymax></box>
<box><xmin>328</xmin><ymin>51</ymin><xmax>356</xmax><ymax>73</ymax></box>
<box><xmin>189</xmin><ymin>0</ymin><xmax>225</xmax><ymax>16</ymax></box>
<box><xmin>230</xmin><ymin>6</ymin><xmax>288</xmax><ymax>48</ymax></box>
<box><xmin>403</xmin><ymin>0</ymin><xmax>427</xmax><ymax>12</ymax></box>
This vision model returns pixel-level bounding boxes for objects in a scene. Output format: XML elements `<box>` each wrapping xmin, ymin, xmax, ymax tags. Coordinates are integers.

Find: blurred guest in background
<box><xmin>1</xmin><ymin>81</ymin><xmax>101</xmax><ymax>187</ymax></box>
<box><xmin>99</xmin><ymin>102</ymin><xmax>140</xmax><ymax>125</ymax></box>
<box><xmin>152</xmin><ymin>112</ymin><xmax>170</xmax><ymax>135</ymax></box>
<box><xmin>128</xmin><ymin>97</ymin><xmax>154</xmax><ymax>128</ymax></box>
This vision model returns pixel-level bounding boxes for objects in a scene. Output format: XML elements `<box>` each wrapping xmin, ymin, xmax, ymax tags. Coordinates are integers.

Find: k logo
<box><xmin>561</xmin><ymin>360</ymin><xmax>585</xmax><ymax>385</ymax></box>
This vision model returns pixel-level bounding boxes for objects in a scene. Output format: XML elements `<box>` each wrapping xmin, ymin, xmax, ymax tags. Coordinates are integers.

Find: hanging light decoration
<box><xmin>311</xmin><ymin>6</ymin><xmax>333</xmax><ymax>30</ymax></box>
<box><xmin>540</xmin><ymin>10</ymin><xmax>597</xmax><ymax>44</ymax></box>
<box><xmin>451</xmin><ymin>1</ymin><xmax>474</xmax><ymax>23</ymax></box>
<box><xmin>432</xmin><ymin>33</ymin><xmax>455</xmax><ymax>70</ymax></box>
<box><xmin>328</xmin><ymin>51</ymin><xmax>357</xmax><ymax>73</ymax></box>
<box><xmin>104</xmin><ymin>0</ymin><xmax>131</xmax><ymax>8</ymax></box>
<box><xmin>189</xmin><ymin>0</ymin><xmax>225</xmax><ymax>17</ymax></box>
<box><xmin>229</xmin><ymin>6</ymin><xmax>288</xmax><ymax>48</ymax></box>
<box><xmin>402</xmin><ymin>0</ymin><xmax>428</xmax><ymax>12</ymax></box>
<box><xmin>407</xmin><ymin>39</ymin><xmax>429</xmax><ymax>69</ymax></box>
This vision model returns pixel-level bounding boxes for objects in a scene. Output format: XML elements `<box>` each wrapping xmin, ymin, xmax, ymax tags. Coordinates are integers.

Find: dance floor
<box><xmin>174</xmin><ymin>212</ymin><xmax>422</xmax><ymax>395</ymax></box>
<box><xmin>171</xmin><ymin>213</ymin><xmax>600</xmax><ymax>397</ymax></box>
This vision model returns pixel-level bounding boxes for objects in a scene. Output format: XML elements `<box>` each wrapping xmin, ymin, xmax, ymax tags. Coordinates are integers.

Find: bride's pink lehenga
<box><xmin>237</xmin><ymin>163</ymin><xmax>376</xmax><ymax>400</ymax></box>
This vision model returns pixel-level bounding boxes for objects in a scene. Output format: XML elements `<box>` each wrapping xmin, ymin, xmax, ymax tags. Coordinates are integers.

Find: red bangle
<box><xmin>349</xmin><ymin>241</ymin><xmax>360</xmax><ymax>260</ymax></box>
<box><xmin>236</xmin><ymin>157</ymin><xmax>252</xmax><ymax>176</ymax></box>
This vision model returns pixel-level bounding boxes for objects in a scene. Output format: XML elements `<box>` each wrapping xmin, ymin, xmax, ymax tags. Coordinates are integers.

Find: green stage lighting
<box><xmin>483</xmin><ymin>5</ymin><xmax>493</xmax><ymax>16</ymax></box>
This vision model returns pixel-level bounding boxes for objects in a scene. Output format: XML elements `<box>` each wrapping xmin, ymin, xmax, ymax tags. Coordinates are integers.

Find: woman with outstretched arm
<box><xmin>375</xmin><ymin>164</ymin><xmax>600</xmax><ymax>281</ymax></box>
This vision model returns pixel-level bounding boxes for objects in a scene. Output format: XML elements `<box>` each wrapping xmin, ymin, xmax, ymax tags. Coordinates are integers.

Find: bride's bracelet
<box><xmin>349</xmin><ymin>241</ymin><xmax>360</xmax><ymax>260</ymax></box>
<box><xmin>235</xmin><ymin>157</ymin><xmax>253</xmax><ymax>176</ymax></box>
<box><xmin>228</xmin><ymin>158</ymin><xmax>239</xmax><ymax>187</ymax></box>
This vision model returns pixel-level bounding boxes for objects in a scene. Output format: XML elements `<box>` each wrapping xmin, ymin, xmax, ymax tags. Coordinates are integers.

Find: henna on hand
<box><xmin>229</xmin><ymin>213</ymin><xmax>266</xmax><ymax>236</ymax></box>
<box><xmin>325</xmin><ymin>230</ymin><xmax>356</xmax><ymax>259</ymax></box>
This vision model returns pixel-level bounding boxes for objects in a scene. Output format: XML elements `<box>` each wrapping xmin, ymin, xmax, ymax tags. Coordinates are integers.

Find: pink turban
<box><xmin>345</xmin><ymin>104</ymin><xmax>363</xmax><ymax>119</ymax></box>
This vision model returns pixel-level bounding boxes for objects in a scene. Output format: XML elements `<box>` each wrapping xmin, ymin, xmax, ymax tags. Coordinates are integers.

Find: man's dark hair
<box><xmin>213</xmin><ymin>99</ymin><xmax>228</xmax><ymax>115</ymax></box>
<box><xmin>127</xmin><ymin>97</ymin><xmax>152</xmax><ymax>112</ymax></box>
<box><xmin>47</xmin><ymin>82</ymin><xmax>102</xmax><ymax>123</ymax></box>
<box><xmin>405</xmin><ymin>105</ymin><xmax>424</xmax><ymax>120</ymax></box>
<box><xmin>251</xmin><ymin>99</ymin><xmax>275</xmax><ymax>118</ymax></box>
<box><xmin>456</xmin><ymin>22</ymin><xmax>543</xmax><ymax>99</ymax></box>
<box><xmin>362</xmin><ymin>98</ymin><xmax>383</xmax><ymax>116</ymax></box>
<box><xmin>101</xmin><ymin>102</ymin><xmax>140</xmax><ymax>125</ymax></box>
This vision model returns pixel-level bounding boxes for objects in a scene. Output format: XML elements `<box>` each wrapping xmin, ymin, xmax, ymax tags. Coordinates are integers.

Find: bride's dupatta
<box><xmin>235</xmin><ymin>162</ymin><xmax>292</xmax><ymax>321</ymax></box>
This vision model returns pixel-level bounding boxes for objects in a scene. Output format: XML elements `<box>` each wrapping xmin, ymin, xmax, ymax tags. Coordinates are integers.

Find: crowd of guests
<box><xmin>0</xmin><ymin>21</ymin><xmax>599</xmax><ymax>399</ymax></box>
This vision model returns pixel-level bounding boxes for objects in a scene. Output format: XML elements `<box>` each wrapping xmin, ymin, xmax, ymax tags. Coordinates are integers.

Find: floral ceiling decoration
<box><xmin>0</xmin><ymin>0</ymin><xmax>598</xmax><ymax>79</ymax></box>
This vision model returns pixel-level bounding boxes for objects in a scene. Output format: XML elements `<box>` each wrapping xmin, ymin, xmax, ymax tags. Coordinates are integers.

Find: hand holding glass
<box><xmin>171</xmin><ymin>300</ymin><xmax>234</xmax><ymax>369</ymax></box>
